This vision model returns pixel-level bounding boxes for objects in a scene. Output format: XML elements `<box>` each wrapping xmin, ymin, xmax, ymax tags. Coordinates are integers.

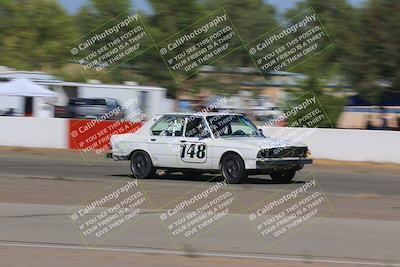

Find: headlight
<box><xmin>257</xmin><ymin>149</ymin><xmax>269</xmax><ymax>158</ymax></box>
<box><xmin>305</xmin><ymin>149</ymin><xmax>312</xmax><ymax>157</ymax></box>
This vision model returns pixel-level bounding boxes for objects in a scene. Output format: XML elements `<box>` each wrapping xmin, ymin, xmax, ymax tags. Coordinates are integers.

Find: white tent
<box><xmin>0</xmin><ymin>78</ymin><xmax>57</xmax><ymax>99</ymax></box>
<box><xmin>0</xmin><ymin>78</ymin><xmax>58</xmax><ymax>117</ymax></box>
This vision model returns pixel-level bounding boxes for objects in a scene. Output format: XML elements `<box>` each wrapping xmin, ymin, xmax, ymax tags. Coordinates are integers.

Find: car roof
<box><xmin>155</xmin><ymin>112</ymin><xmax>244</xmax><ymax>117</ymax></box>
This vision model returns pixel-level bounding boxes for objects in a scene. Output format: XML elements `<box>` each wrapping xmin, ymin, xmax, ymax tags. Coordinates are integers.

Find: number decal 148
<box><xmin>181</xmin><ymin>144</ymin><xmax>206</xmax><ymax>159</ymax></box>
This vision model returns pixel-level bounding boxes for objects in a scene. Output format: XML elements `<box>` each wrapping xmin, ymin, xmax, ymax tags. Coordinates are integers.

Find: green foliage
<box><xmin>0</xmin><ymin>0</ymin><xmax>77</xmax><ymax>70</ymax></box>
<box><xmin>285</xmin><ymin>76</ymin><xmax>347</xmax><ymax>128</ymax></box>
<box><xmin>205</xmin><ymin>0</ymin><xmax>279</xmax><ymax>66</ymax></box>
<box><xmin>0</xmin><ymin>0</ymin><xmax>398</xmax><ymax>102</ymax></box>
<box><xmin>286</xmin><ymin>0</ymin><xmax>400</xmax><ymax>102</ymax></box>
<box><xmin>285</xmin><ymin>0</ymin><xmax>358</xmax><ymax>79</ymax></box>
<box><xmin>138</xmin><ymin>0</ymin><xmax>209</xmax><ymax>96</ymax></box>
<box><xmin>346</xmin><ymin>0</ymin><xmax>400</xmax><ymax>102</ymax></box>
<box><xmin>75</xmin><ymin>0</ymin><xmax>132</xmax><ymax>34</ymax></box>
<box><xmin>314</xmin><ymin>93</ymin><xmax>347</xmax><ymax>128</ymax></box>
<box><xmin>148</xmin><ymin>0</ymin><xmax>208</xmax><ymax>41</ymax></box>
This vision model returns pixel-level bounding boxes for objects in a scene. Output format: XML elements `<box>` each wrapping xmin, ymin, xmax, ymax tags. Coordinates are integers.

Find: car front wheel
<box><xmin>270</xmin><ymin>169</ymin><xmax>296</xmax><ymax>183</ymax></box>
<box><xmin>221</xmin><ymin>153</ymin><xmax>247</xmax><ymax>184</ymax></box>
<box><xmin>130</xmin><ymin>151</ymin><xmax>156</xmax><ymax>179</ymax></box>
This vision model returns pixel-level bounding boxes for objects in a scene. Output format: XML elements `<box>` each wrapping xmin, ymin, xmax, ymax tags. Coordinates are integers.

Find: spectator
<box><xmin>379</xmin><ymin>107</ymin><xmax>388</xmax><ymax>130</ymax></box>
<box><xmin>395</xmin><ymin>117</ymin><xmax>400</xmax><ymax>131</ymax></box>
<box><xmin>365</xmin><ymin>114</ymin><xmax>375</xmax><ymax>130</ymax></box>
<box><xmin>366</xmin><ymin>119</ymin><xmax>374</xmax><ymax>130</ymax></box>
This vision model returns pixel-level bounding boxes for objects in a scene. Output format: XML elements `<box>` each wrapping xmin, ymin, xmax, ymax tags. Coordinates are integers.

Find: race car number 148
<box><xmin>180</xmin><ymin>143</ymin><xmax>207</xmax><ymax>163</ymax></box>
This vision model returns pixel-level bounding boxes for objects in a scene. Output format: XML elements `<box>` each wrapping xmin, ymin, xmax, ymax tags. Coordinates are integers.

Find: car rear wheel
<box><xmin>130</xmin><ymin>151</ymin><xmax>155</xmax><ymax>179</ymax></box>
<box><xmin>270</xmin><ymin>169</ymin><xmax>296</xmax><ymax>183</ymax></box>
<box><xmin>221</xmin><ymin>153</ymin><xmax>247</xmax><ymax>184</ymax></box>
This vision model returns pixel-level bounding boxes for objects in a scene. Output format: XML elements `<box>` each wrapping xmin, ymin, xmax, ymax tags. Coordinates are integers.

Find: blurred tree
<box><xmin>135</xmin><ymin>0</ymin><xmax>210</xmax><ymax>97</ymax></box>
<box><xmin>0</xmin><ymin>0</ymin><xmax>13</xmax><ymax>38</ymax></box>
<box><xmin>1</xmin><ymin>0</ymin><xmax>396</xmax><ymax>104</ymax></box>
<box><xmin>284</xmin><ymin>75</ymin><xmax>347</xmax><ymax>128</ymax></box>
<box><xmin>286</xmin><ymin>0</ymin><xmax>400</xmax><ymax>103</ymax></box>
<box><xmin>75</xmin><ymin>0</ymin><xmax>132</xmax><ymax>34</ymax></box>
<box><xmin>285</xmin><ymin>0</ymin><xmax>357</xmax><ymax>79</ymax></box>
<box><xmin>68</xmin><ymin>1</ymin><xmax>295</xmax><ymax>97</ymax></box>
<box><xmin>74</xmin><ymin>0</ymin><xmax>156</xmax><ymax>83</ymax></box>
<box><xmin>74</xmin><ymin>0</ymin><xmax>192</xmax><ymax>96</ymax></box>
<box><xmin>0</xmin><ymin>0</ymin><xmax>77</xmax><ymax>70</ymax></box>
<box><xmin>0</xmin><ymin>0</ymin><xmax>13</xmax><ymax>66</ymax></box>
<box><xmin>347</xmin><ymin>0</ymin><xmax>400</xmax><ymax>102</ymax></box>
<box><xmin>205</xmin><ymin>0</ymin><xmax>279</xmax><ymax>66</ymax></box>
<box><xmin>148</xmin><ymin>0</ymin><xmax>208</xmax><ymax>41</ymax></box>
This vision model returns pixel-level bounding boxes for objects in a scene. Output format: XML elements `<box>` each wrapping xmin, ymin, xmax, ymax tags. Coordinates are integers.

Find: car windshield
<box><xmin>206</xmin><ymin>114</ymin><xmax>261</xmax><ymax>138</ymax></box>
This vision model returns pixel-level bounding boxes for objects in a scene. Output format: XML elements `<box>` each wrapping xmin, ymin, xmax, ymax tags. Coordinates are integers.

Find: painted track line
<box><xmin>0</xmin><ymin>241</ymin><xmax>398</xmax><ymax>266</ymax></box>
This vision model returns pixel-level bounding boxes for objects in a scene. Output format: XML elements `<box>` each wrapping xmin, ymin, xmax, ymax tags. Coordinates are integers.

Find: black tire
<box><xmin>221</xmin><ymin>153</ymin><xmax>247</xmax><ymax>184</ymax></box>
<box><xmin>270</xmin><ymin>169</ymin><xmax>296</xmax><ymax>183</ymax></box>
<box><xmin>130</xmin><ymin>151</ymin><xmax>156</xmax><ymax>179</ymax></box>
<box><xmin>182</xmin><ymin>170</ymin><xmax>203</xmax><ymax>179</ymax></box>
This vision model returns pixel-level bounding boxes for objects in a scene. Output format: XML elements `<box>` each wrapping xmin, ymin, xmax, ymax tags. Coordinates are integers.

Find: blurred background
<box><xmin>0</xmin><ymin>0</ymin><xmax>399</xmax><ymax>130</ymax></box>
<box><xmin>0</xmin><ymin>3</ymin><xmax>400</xmax><ymax>266</ymax></box>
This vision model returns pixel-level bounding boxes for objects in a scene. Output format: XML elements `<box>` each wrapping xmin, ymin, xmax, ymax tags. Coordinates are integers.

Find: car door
<box><xmin>148</xmin><ymin>115</ymin><xmax>185</xmax><ymax>168</ymax></box>
<box><xmin>177</xmin><ymin>116</ymin><xmax>214</xmax><ymax>169</ymax></box>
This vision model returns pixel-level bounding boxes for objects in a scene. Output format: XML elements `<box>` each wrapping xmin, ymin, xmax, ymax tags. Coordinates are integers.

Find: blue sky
<box><xmin>59</xmin><ymin>0</ymin><xmax>366</xmax><ymax>15</ymax></box>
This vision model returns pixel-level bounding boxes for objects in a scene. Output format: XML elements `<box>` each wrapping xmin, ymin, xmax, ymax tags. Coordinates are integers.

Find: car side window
<box><xmin>184</xmin><ymin>117</ymin><xmax>210</xmax><ymax>138</ymax></box>
<box><xmin>151</xmin><ymin>115</ymin><xmax>185</xmax><ymax>136</ymax></box>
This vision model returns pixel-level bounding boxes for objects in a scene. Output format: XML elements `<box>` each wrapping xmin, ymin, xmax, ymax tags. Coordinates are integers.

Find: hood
<box><xmin>220</xmin><ymin>136</ymin><xmax>307</xmax><ymax>149</ymax></box>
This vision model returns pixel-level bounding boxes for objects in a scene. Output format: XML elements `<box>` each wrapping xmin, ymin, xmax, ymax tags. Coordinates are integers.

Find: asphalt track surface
<box><xmin>0</xmin><ymin>148</ymin><xmax>399</xmax><ymax>267</ymax></box>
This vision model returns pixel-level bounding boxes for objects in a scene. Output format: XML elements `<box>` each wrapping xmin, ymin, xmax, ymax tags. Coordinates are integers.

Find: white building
<box><xmin>0</xmin><ymin>67</ymin><xmax>173</xmax><ymax>119</ymax></box>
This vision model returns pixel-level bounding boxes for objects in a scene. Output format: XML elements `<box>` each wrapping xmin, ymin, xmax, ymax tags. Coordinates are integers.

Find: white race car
<box><xmin>107</xmin><ymin>113</ymin><xmax>312</xmax><ymax>183</ymax></box>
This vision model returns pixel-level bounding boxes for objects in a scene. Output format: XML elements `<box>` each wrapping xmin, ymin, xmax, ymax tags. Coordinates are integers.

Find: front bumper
<box><xmin>256</xmin><ymin>158</ymin><xmax>313</xmax><ymax>169</ymax></box>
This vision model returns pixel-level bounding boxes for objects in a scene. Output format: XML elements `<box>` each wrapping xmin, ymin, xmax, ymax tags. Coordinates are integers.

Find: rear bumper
<box><xmin>105</xmin><ymin>152</ymin><xmax>129</xmax><ymax>161</ymax></box>
<box><xmin>256</xmin><ymin>158</ymin><xmax>313</xmax><ymax>169</ymax></box>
